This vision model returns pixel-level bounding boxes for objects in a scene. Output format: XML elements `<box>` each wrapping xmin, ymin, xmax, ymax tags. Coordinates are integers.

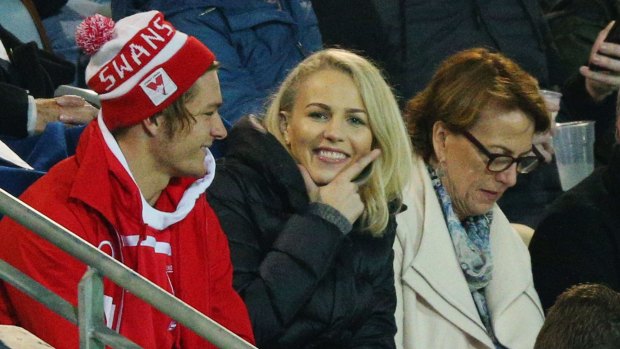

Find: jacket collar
<box><xmin>410</xmin><ymin>155</ymin><xmax>486</xmax><ymax>331</ymax></box>
<box><xmin>69</xmin><ymin>116</ymin><xmax>214</xmax><ymax>230</ymax></box>
<box><xmin>224</xmin><ymin>117</ymin><xmax>309</xmax><ymax>211</ymax></box>
<box><xmin>407</xmin><ymin>154</ymin><xmax>541</xmax><ymax>345</ymax></box>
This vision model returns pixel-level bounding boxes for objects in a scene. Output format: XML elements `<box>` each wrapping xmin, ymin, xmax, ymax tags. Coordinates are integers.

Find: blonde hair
<box><xmin>264</xmin><ymin>49</ymin><xmax>412</xmax><ymax>236</ymax></box>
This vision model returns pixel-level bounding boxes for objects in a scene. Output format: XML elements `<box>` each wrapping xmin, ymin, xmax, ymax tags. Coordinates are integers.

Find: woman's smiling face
<box><xmin>280</xmin><ymin>69</ymin><xmax>373</xmax><ymax>186</ymax></box>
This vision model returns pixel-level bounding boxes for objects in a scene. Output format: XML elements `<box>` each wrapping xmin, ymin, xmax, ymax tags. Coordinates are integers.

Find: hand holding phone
<box><xmin>589</xmin><ymin>21</ymin><xmax>620</xmax><ymax>72</ymax></box>
<box><xmin>581</xmin><ymin>21</ymin><xmax>620</xmax><ymax>101</ymax></box>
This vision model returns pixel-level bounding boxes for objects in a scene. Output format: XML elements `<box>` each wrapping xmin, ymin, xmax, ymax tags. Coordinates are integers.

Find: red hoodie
<box><xmin>0</xmin><ymin>120</ymin><xmax>255</xmax><ymax>348</ymax></box>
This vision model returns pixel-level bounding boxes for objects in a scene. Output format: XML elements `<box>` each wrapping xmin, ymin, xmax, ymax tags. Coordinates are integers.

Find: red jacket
<box><xmin>0</xmin><ymin>121</ymin><xmax>255</xmax><ymax>348</ymax></box>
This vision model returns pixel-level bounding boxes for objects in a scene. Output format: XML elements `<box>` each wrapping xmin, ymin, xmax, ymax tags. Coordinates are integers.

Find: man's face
<box><xmin>154</xmin><ymin>70</ymin><xmax>226</xmax><ymax>178</ymax></box>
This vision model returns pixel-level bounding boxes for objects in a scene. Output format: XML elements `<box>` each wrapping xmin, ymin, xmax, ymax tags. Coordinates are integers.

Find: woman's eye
<box><xmin>348</xmin><ymin>115</ymin><xmax>366</xmax><ymax>126</ymax></box>
<box><xmin>309</xmin><ymin>111</ymin><xmax>328</xmax><ymax>120</ymax></box>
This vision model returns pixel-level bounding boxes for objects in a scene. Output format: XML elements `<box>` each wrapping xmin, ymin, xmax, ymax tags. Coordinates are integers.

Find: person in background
<box><xmin>557</xmin><ymin>19</ymin><xmax>620</xmax><ymax>165</ymax></box>
<box><xmin>0</xmin><ymin>25</ymin><xmax>97</xmax><ymax>201</ymax></box>
<box><xmin>530</xmin><ymin>90</ymin><xmax>620</xmax><ymax>311</ymax></box>
<box><xmin>0</xmin><ymin>11</ymin><xmax>254</xmax><ymax>348</ymax></box>
<box><xmin>0</xmin><ymin>87</ymin><xmax>96</xmax><ymax>138</ymax></box>
<box><xmin>394</xmin><ymin>48</ymin><xmax>550</xmax><ymax>349</ymax></box>
<box><xmin>541</xmin><ymin>0</ymin><xmax>620</xmax><ymax>86</ymax></box>
<box><xmin>0</xmin><ymin>24</ymin><xmax>96</xmax><ymax>138</ymax></box>
<box><xmin>500</xmin><ymin>20</ymin><xmax>620</xmax><ymax>226</ymax></box>
<box><xmin>534</xmin><ymin>284</ymin><xmax>620</xmax><ymax>349</ymax></box>
<box><xmin>39</xmin><ymin>0</ymin><xmax>112</xmax><ymax>86</ymax></box>
<box><xmin>313</xmin><ymin>0</ymin><xmax>558</xmax><ymax>101</ymax></box>
<box><xmin>111</xmin><ymin>0</ymin><xmax>322</xmax><ymax>126</ymax></box>
<box><xmin>207</xmin><ymin>48</ymin><xmax>412</xmax><ymax>348</ymax></box>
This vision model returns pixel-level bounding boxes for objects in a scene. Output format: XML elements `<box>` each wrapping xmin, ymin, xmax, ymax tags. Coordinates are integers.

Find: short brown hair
<box><xmin>405</xmin><ymin>48</ymin><xmax>550</xmax><ymax>161</ymax></box>
<box><xmin>534</xmin><ymin>284</ymin><xmax>620</xmax><ymax>349</ymax></box>
<box><xmin>158</xmin><ymin>62</ymin><xmax>220</xmax><ymax>137</ymax></box>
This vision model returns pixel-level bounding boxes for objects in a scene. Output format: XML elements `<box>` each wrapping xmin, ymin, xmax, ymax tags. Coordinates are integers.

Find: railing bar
<box><xmin>0</xmin><ymin>261</ymin><xmax>142</xmax><ymax>348</ymax></box>
<box><xmin>91</xmin><ymin>327</ymin><xmax>142</xmax><ymax>349</ymax></box>
<box><xmin>0</xmin><ymin>260</ymin><xmax>77</xmax><ymax>324</ymax></box>
<box><xmin>78</xmin><ymin>268</ymin><xmax>105</xmax><ymax>349</ymax></box>
<box><xmin>0</xmin><ymin>188</ymin><xmax>256</xmax><ymax>349</ymax></box>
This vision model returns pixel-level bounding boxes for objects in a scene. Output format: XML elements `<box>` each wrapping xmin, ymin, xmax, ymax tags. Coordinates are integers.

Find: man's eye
<box><xmin>195</xmin><ymin>112</ymin><xmax>214</xmax><ymax>118</ymax></box>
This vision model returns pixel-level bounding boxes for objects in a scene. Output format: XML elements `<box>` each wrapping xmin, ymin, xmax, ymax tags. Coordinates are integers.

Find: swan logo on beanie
<box><xmin>140</xmin><ymin>68</ymin><xmax>177</xmax><ymax>105</ymax></box>
<box><xmin>76</xmin><ymin>11</ymin><xmax>215</xmax><ymax>130</ymax></box>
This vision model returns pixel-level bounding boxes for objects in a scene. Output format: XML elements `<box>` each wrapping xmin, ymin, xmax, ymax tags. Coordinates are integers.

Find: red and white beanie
<box><xmin>76</xmin><ymin>11</ymin><xmax>216</xmax><ymax>130</ymax></box>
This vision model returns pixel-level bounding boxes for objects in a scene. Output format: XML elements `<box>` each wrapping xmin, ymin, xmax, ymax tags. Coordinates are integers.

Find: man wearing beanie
<box><xmin>0</xmin><ymin>11</ymin><xmax>255</xmax><ymax>349</ymax></box>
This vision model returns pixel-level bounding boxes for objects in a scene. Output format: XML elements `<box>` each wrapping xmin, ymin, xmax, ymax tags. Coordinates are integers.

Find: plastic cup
<box><xmin>540</xmin><ymin>89</ymin><xmax>562</xmax><ymax>121</ymax></box>
<box><xmin>553</xmin><ymin>121</ymin><xmax>595</xmax><ymax>191</ymax></box>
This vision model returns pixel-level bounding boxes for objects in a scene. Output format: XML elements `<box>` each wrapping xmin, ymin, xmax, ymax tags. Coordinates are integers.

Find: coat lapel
<box><xmin>401</xmin><ymin>156</ymin><xmax>494</xmax><ymax>347</ymax></box>
<box><xmin>486</xmin><ymin>209</ymin><xmax>544</xmax><ymax>325</ymax></box>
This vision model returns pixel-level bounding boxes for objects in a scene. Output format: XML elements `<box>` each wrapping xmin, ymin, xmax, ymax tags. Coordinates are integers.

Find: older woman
<box><xmin>207</xmin><ymin>49</ymin><xmax>412</xmax><ymax>348</ymax></box>
<box><xmin>394</xmin><ymin>48</ymin><xmax>551</xmax><ymax>349</ymax></box>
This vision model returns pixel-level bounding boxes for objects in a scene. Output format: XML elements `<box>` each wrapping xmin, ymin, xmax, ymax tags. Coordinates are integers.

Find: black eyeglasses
<box><xmin>462</xmin><ymin>131</ymin><xmax>540</xmax><ymax>174</ymax></box>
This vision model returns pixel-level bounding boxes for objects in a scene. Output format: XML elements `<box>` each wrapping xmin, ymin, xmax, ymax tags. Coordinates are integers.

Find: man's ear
<box><xmin>432</xmin><ymin>121</ymin><xmax>449</xmax><ymax>162</ymax></box>
<box><xmin>142</xmin><ymin>115</ymin><xmax>162</xmax><ymax>137</ymax></box>
<box><xmin>279</xmin><ymin>111</ymin><xmax>290</xmax><ymax>145</ymax></box>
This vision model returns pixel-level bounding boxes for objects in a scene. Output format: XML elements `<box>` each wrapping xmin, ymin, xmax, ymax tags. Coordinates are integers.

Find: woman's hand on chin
<box><xmin>299</xmin><ymin>149</ymin><xmax>381</xmax><ymax>224</ymax></box>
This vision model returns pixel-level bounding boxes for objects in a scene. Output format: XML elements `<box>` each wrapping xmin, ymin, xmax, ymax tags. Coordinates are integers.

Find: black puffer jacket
<box><xmin>207</xmin><ymin>119</ymin><xmax>397</xmax><ymax>349</ymax></box>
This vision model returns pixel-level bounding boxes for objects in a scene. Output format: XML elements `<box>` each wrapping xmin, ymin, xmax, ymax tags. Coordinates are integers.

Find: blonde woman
<box><xmin>207</xmin><ymin>48</ymin><xmax>412</xmax><ymax>348</ymax></box>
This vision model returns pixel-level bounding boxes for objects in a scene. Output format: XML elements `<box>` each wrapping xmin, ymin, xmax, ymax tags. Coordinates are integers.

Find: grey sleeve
<box><xmin>307</xmin><ymin>202</ymin><xmax>352</xmax><ymax>234</ymax></box>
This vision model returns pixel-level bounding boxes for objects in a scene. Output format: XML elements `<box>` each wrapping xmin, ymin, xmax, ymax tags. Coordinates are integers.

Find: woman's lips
<box><xmin>480</xmin><ymin>189</ymin><xmax>501</xmax><ymax>202</ymax></box>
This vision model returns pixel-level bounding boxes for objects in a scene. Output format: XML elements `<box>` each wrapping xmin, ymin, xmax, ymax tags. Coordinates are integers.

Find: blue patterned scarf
<box><xmin>428</xmin><ymin>166</ymin><xmax>505</xmax><ymax>348</ymax></box>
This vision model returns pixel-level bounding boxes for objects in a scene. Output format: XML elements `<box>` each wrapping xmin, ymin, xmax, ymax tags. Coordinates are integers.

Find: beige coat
<box><xmin>394</xmin><ymin>155</ymin><xmax>544</xmax><ymax>349</ymax></box>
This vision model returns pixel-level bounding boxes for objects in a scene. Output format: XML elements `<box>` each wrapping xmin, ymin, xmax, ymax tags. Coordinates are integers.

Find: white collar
<box><xmin>98</xmin><ymin>116</ymin><xmax>216</xmax><ymax>230</ymax></box>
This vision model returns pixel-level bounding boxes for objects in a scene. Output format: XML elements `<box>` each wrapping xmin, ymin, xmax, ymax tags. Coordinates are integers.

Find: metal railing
<box><xmin>0</xmin><ymin>188</ymin><xmax>257</xmax><ymax>349</ymax></box>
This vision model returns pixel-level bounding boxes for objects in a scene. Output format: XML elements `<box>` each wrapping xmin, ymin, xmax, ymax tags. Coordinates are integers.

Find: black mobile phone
<box><xmin>589</xmin><ymin>21</ymin><xmax>620</xmax><ymax>72</ymax></box>
<box><xmin>353</xmin><ymin>163</ymin><xmax>373</xmax><ymax>185</ymax></box>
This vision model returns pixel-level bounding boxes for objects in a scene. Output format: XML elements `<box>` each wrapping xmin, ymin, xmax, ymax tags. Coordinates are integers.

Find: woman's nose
<box><xmin>323</xmin><ymin>118</ymin><xmax>344</xmax><ymax>142</ymax></box>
